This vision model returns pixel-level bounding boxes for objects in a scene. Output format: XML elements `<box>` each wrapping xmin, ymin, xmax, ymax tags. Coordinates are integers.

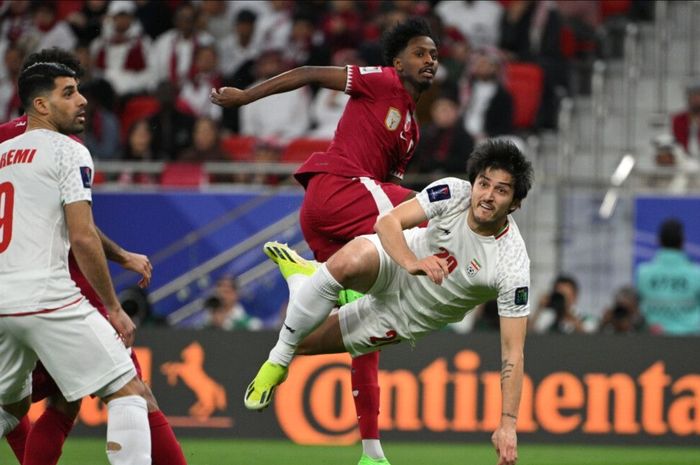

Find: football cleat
<box><xmin>357</xmin><ymin>455</ymin><xmax>391</xmax><ymax>465</ymax></box>
<box><xmin>244</xmin><ymin>360</ymin><xmax>288</xmax><ymax>411</ymax></box>
<box><xmin>263</xmin><ymin>242</ymin><xmax>318</xmax><ymax>280</ymax></box>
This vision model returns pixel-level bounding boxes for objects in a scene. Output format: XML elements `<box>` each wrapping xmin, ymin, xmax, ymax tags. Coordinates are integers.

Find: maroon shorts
<box><xmin>31</xmin><ymin>350</ymin><xmax>142</xmax><ymax>402</ymax></box>
<box><xmin>299</xmin><ymin>173</ymin><xmax>413</xmax><ymax>261</ymax></box>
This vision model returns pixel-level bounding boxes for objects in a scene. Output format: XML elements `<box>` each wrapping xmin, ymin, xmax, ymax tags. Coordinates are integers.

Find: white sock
<box><xmin>362</xmin><ymin>439</ymin><xmax>385</xmax><ymax>460</ymax></box>
<box><xmin>269</xmin><ymin>264</ymin><xmax>342</xmax><ymax>366</ymax></box>
<box><xmin>0</xmin><ymin>406</ymin><xmax>19</xmax><ymax>437</ymax></box>
<box><xmin>286</xmin><ymin>273</ymin><xmax>308</xmax><ymax>300</ymax></box>
<box><xmin>106</xmin><ymin>395</ymin><xmax>150</xmax><ymax>465</ymax></box>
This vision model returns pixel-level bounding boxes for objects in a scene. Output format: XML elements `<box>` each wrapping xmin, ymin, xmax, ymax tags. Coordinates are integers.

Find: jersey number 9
<box><xmin>0</xmin><ymin>181</ymin><xmax>14</xmax><ymax>253</ymax></box>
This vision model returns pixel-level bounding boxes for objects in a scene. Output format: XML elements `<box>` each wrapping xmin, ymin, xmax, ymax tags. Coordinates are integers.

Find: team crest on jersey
<box><xmin>385</xmin><ymin>107</ymin><xmax>401</xmax><ymax>131</ymax></box>
<box><xmin>79</xmin><ymin>166</ymin><xmax>92</xmax><ymax>188</ymax></box>
<box><xmin>466</xmin><ymin>258</ymin><xmax>481</xmax><ymax>277</ymax></box>
<box><xmin>426</xmin><ymin>184</ymin><xmax>451</xmax><ymax>202</ymax></box>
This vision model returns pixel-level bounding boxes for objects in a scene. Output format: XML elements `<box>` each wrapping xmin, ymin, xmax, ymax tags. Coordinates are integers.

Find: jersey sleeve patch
<box><xmin>79</xmin><ymin>166</ymin><xmax>92</xmax><ymax>188</ymax></box>
<box><xmin>514</xmin><ymin>286</ymin><xmax>529</xmax><ymax>305</ymax></box>
<box><xmin>359</xmin><ymin>66</ymin><xmax>382</xmax><ymax>74</ymax></box>
<box><xmin>426</xmin><ymin>184</ymin><xmax>451</xmax><ymax>202</ymax></box>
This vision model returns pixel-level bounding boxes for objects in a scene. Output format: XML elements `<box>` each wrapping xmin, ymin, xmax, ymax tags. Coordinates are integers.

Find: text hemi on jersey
<box><xmin>0</xmin><ymin>148</ymin><xmax>37</xmax><ymax>170</ymax></box>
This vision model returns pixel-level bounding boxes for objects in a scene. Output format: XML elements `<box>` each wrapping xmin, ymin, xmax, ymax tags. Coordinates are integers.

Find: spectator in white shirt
<box><xmin>217</xmin><ymin>9</ymin><xmax>262</xmax><ymax>79</ymax></box>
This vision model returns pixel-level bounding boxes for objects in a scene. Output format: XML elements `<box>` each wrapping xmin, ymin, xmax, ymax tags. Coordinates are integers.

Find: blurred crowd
<box><xmin>0</xmin><ymin>0</ymin><xmax>651</xmax><ymax>185</ymax></box>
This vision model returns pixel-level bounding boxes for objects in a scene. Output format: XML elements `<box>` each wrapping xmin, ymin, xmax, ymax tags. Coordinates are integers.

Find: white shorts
<box><xmin>339</xmin><ymin>235</ymin><xmax>414</xmax><ymax>357</ymax></box>
<box><xmin>0</xmin><ymin>299</ymin><xmax>136</xmax><ymax>404</ymax></box>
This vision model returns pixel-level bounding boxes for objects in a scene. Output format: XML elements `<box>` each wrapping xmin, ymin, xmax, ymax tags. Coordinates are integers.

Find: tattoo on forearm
<box><xmin>501</xmin><ymin>359</ymin><xmax>514</xmax><ymax>385</ymax></box>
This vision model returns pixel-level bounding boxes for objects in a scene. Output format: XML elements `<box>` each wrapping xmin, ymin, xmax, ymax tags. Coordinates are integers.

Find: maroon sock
<box><xmin>23</xmin><ymin>407</ymin><xmax>74</xmax><ymax>465</ymax></box>
<box><xmin>6</xmin><ymin>415</ymin><xmax>31</xmax><ymax>464</ymax></box>
<box><xmin>149</xmin><ymin>410</ymin><xmax>187</xmax><ymax>465</ymax></box>
<box><xmin>351</xmin><ymin>351</ymin><xmax>381</xmax><ymax>439</ymax></box>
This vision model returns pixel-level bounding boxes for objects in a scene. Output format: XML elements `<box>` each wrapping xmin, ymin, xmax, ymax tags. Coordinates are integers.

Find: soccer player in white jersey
<box><xmin>0</xmin><ymin>62</ymin><xmax>151</xmax><ymax>464</ymax></box>
<box><xmin>249</xmin><ymin>139</ymin><xmax>533</xmax><ymax>465</ymax></box>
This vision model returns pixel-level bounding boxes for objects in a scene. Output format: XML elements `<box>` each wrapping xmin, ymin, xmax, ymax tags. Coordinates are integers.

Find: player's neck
<box><xmin>467</xmin><ymin>209</ymin><xmax>508</xmax><ymax>237</ymax></box>
<box><xmin>26</xmin><ymin>114</ymin><xmax>59</xmax><ymax>133</ymax></box>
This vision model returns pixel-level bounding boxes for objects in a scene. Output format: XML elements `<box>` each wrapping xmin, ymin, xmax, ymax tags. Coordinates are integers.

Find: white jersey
<box><xmin>378</xmin><ymin>177</ymin><xmax>530</xmax><ymax>339</ymax></box>
<box><xmin>0</xmin><ymin>129</ymin><xmax>93</xmax><ymax>314</ymax></box>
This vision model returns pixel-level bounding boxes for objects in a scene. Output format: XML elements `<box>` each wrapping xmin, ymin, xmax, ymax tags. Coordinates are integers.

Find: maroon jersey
<box><xmin>295</xmin><ymin>65</ymin><xmax>419</xmax><ymax>186</ymax></box>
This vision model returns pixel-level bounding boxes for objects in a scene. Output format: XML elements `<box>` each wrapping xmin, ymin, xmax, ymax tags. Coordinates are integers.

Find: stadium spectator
<box><xmin>285</xmin><ymin>12</ymin><xmax>331</xmax><ymax>69</ymax></box>
<box><xmin>320</xmin><ymin>0</ymin><xmax>363</xmax><ymax>55</ymax></box>
<box><xmin>90</xmin><ymin>0</ymin><xmax>156</xmax><ymax>97</ymax></box>
<box><xmin>529</xmin><ymin>274</ymin><xmax>587</xmax><ymax>334</ymax></box>
<box><xmin>671</xmin><ymin>80</ymin><xmax>700</xmax><ymax>159</ymax></box>
<box><xmin>217</xmin><ymin>9</ymin><xmax>262</xmax><ymax>79</ymax></box>
<box><xmin>0</xmin><ymin>0</ymin><xmax>32</xmax><ymax>48</ymax></box>
<box><xmin>119</xmin><ymin>119</ymin><xmax>159</xmax><ymax>184</ymax></box>
<box><xmin>238</xmin><ymin>49</ymin><xmax>311</xmax><ymax>143</ymax></box>
<box><xmin>152</xmin><ymin>2</ymin><xmax>214</xmax><ymax>87</ymax></box>
<box><xmin>459</xmin><ymin>46</ymin><xmax>514</xmax><ymax>144</ymax></box>
<box><xmin>212</xmin><ymin>18</ymin><xmax>439</xmax><ymax>465</ymax></box>
<box><xmin>645</xmin><ymin>133</ymin><xmax>699</xmax><ymax>193</ymax></box>
<box><xmin>65</xmin><ymin>0</ymin><xmax>109</xmax><ymax>46</ymax></box>
<box><xmin>198</xmin><ymin>276</ymin><xmax>262</xmax><ymax>331</ymax></box>
<box><xmin>434</xmin><ymin>0</ymin><xmax>503</xmax><ymax>49</ymax></box>
<box><xmin>499</xmin><ymin>0</ymin><xmax>568</xmax><ymax>129</ymax></box>
<box><xmin>251</xmin><ymin>140</ymin><xmax>533</xmax><ymax>465</ymax></box>
<box><xmin>636</xmin><ymin>219</ymin><xmax>700</xmax><ymax>335</ymax></box>
<box><xmin>18</xmin><ymin>2</ymin><xmax>76</xmax><ymax>55</ymax></box>
<box><xmin>0</xmin><ymin>44</ymin><xmax>23</xmax><ymax>121</ymax></box>
<box><xmin>408</xmin><ymin>92</ymin><xmax>474</xmax><ymax>181</ymax></box>
<box><xmin>148</xmin><ymin>81</ymin><xmax>195</xmax><ymax>159</ymax></box>
<box><xmin>598</xmin><ymin>286</ymin><xmax>645</xmax><ymax>334</ymax></box>
<box><xmin>179</xmin><ymin>45</ymin><xmax>223</xmax><ymax>121</ymax></box>
<box><xmin>199</xmin><ymin>0</ymin><xmax>233</xmax><ymax>40</ymax></box>
<box><xmin>255</xmin><ymin>0</ymin><xmax>293</xmax><ymax>53</ymax></box>
<box><xmin>81</xmin><ymin>78</ymin><xmax>121</xmax><ymax>159</ymax></box>
<box><xmin>179</xmin><ymin>116</ymin><xmax>225</xmax><ymax>162</ymax></box>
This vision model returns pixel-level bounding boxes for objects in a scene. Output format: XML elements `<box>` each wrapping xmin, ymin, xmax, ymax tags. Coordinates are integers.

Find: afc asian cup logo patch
<box><xmin>79</xmin><ymin>166</ymin><xmax>92</xmax><ymax>188</ymax></box>
<box><xmin>426</xmin><ymin>184</ymin><xmax>451</xmax><ymax>202</ymax></box>
<box><xmin>515</xmin><ymin>287</ymin><xmax>529</xmax><ymax>305</ymax></box>
<box><xmin>385</xmin><ymin>107</ymin><xmax>401</xmax><ymax>131</ymax></box>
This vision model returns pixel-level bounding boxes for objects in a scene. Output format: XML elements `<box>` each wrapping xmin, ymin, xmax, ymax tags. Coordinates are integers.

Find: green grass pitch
<box><xmin>2</xmin><ymin>438</ymin><xmax>699</xmax><ymax>464</ymax></box>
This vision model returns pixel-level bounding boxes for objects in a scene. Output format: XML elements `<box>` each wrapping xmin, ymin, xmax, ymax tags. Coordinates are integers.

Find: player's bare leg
<box><xmin>140</xmin><ymin>379</ymin><xmax>188</xmax><ymax>465</ymax></box>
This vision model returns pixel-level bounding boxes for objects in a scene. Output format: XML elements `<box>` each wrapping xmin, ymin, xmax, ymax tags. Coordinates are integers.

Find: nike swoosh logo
<box><xmin>283</xmin><ymin>323</ymin><xmax>296</xmax><ymax>334</ymax></box>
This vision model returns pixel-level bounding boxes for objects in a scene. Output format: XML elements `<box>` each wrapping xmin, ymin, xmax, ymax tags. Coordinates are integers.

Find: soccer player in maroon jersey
<box><xmin>1</xmin><ymin>48</ymin><xmax>187</xmax><ymax>465</ymax></box>
<box><xmin>212</xmin><ymin>18</ymin><xmax>437</xmax><ymax>465</ymax></box>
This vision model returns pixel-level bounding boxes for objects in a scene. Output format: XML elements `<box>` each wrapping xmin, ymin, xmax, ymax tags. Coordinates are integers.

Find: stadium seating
<box><xmin>160</xmin><ymin>162</ymin><xmax>208</xmax><ymax>187</ymax></box>
<box><xmin>504</xmin><ymin>62</ymin><xmax>544</xmax><ymax>130</ymax></box>
<box><xmin>221</xmin><ymin>135</ymin><xmax>257</xmax><ymax>161</ymax></box>
<box><xmin>120</xmin><ymin>95</ymin><xmax>161</xmax><ymax>141</ymax></box>
<box><xmin>280</xmin><ymin>138</ymin><xmax>331</xmax><ymax>163</ymax></box>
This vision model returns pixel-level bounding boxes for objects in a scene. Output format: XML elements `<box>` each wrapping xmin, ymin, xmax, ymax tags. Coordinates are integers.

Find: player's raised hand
<box><xmin>107</xmin><ymin>306</ymin><xmax>137</xmax><ymax>347</ymax></box>
<box><xmin>120</xmin><ymin>252</ymin><xmax>152</xmax><ymax>288</ymax></box>
<box><xmin>210</xmin><ymin>87</ymin><xmax>248</xmax><ymax>107</ymax></box>
<box><xmin>406</xmin><ymin>256</ymin><xmax>451</xmax><ymax>285</ymax></box>
<box><xmin>491</xmin><ymin>423</ymin><xmax>518</xmax><ymax>465</ymax></box>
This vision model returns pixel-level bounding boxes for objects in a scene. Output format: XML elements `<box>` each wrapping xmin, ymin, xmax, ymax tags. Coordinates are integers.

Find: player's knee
<box><xmin>328</xmin><ymin>240</ymin><xmax>370</xmax><ymax>282</ymax></box>
<box><xmin>102</xmin><ymin>376</ymin><xmax>148</xmax><ymax>404</ymax></box>
<box><xmin>48</xmin><ymin>394</ymin><xmax>81</xmax><ymax>419</ymax></box>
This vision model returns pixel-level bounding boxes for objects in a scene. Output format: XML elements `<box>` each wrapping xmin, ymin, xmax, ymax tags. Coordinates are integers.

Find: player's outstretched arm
<box><xmin>65</xmin><ymin>201</ymin><xmax>136</xmax><ymax>346</ymax></box>
<box><xmin>491</xmin><ymin>316</ymin><xmax>527</xmax><ymax>465</ymax></box>
<box><xmin>210</xmin><ymin>66</ymin><xmax>347</xmax><ymax>108</ymax></box>
<box><xmin>374</xmin><ymin>198</ymin><xmax>450</xmax><ymax>284</ymax></box>
<box><xmin>96</xmin><ymin>227</ymin><xmax>152</xmax><ymax>287</ymax></box>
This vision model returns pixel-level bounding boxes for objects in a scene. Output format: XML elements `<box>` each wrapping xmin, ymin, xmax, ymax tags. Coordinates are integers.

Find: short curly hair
<box><xmin>381</xmin><ymin>17</ymin><xmax>435</xmax><ymax>67</ymax></box>
<box><xmin>467</xmin><ymin>139</ymin><xmax>534</xmax><ymax>202</ymax></box>
<box><xmin>21</xmin><ymin>47</ymin><xmax>83</xmax><ymax>77</ymax></box>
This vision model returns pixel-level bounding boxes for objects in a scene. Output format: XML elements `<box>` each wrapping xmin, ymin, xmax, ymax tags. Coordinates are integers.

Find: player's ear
<box><xmin>393</xmin><ymin>56</ymin><xmax>403</xmax><ymax>72</ymax></box>
<box><xmin>32</xmin><ymin>96</ymin><xmax>50</xmax><ymax>116</ymax></box>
